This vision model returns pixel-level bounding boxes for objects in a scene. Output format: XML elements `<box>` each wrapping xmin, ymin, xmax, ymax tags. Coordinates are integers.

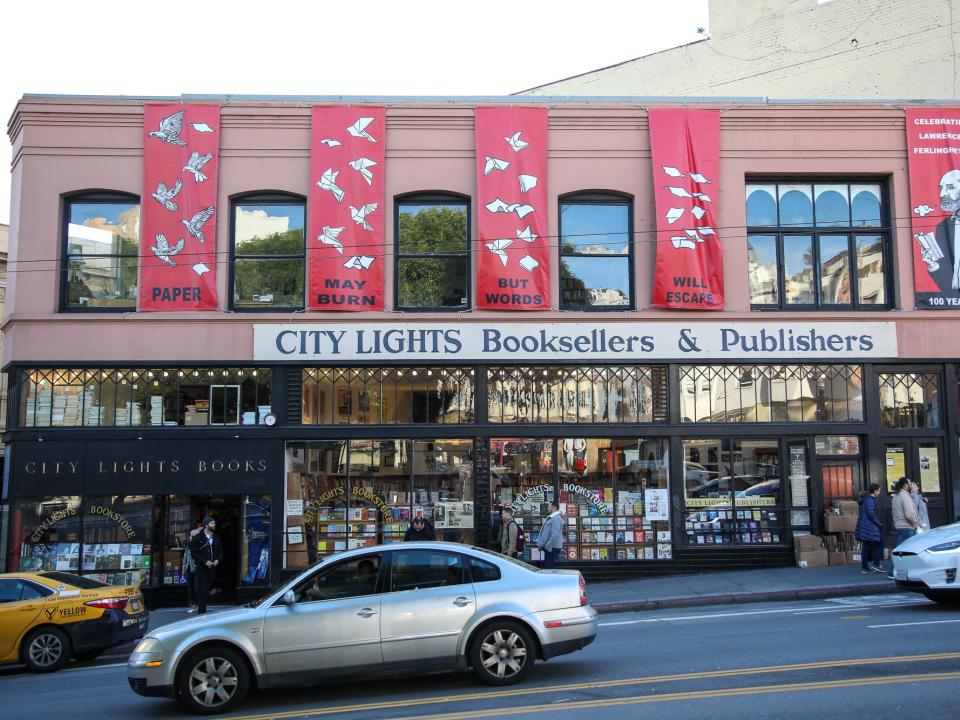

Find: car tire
<box><xmin>74</xmin><ymin>648</ymin><xmax>105</xmax><ymax>662</ymax></box>
<box><xmin>176</xmin><ymin>645</ymin><xmax>251</xmax><ymax>715</ymax></box>
<box><xmin>922</xmin><ymin>590</ymin><xmax>960</xmax><ymax>606</ymax></box>
<box><xmin>470</xmin><ymin>620</ymin><xmax>536</xmax><ymax>686</ymax></box>
<box><xmin>21</xmin><ymin>626</ymin><xmax>71</xmax><ymax>673</ymax></box>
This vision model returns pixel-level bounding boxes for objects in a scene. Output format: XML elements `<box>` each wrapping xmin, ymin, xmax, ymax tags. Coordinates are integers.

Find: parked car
<box><xmin>128</xmin><ymin>542</ymin><xmax>597</xmax><ymax>714</ymax></box>
<box><xmin>891</xmin><ymin>520</ymin><xmax>960</xmax><ymax>604</ymax></box>
<box><xmin>0</xmin><ymin>571</ymin><xmax>148</xmax><ymax>672</ymax></box>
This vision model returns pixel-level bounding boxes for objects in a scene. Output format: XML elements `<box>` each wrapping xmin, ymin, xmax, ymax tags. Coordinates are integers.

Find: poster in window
<box><xmin>308</xmin><ymin>106</ymin><xmax>385</xmax><ymax>311</ymax></box>
<box><xmin>474</xmin><ymin>106</ymin><xmax>550</xmax><ymax>310</ymax></box>
<box><xmin>337</xmin><ymin>389</ymin><xmax>352</xmax><ymax>417</ymax></box>
<box><xmin>644</xmin><ymin>489</ymin><xmax>669</xmax><ymax>521</ymax></box>
<box><xmin>140</xmin><ymin>104</ymin><xmax>220</xmax><ymax>311</ymax></box>
<box><xmin>905</xmin><ymin>108</ymin><xmax>960</xmax><ymax>309</ymax></box>
<box><xmin>649</xmin><ymin>109</ymin><xmax>724</xmax><ymax>309</ymax></box>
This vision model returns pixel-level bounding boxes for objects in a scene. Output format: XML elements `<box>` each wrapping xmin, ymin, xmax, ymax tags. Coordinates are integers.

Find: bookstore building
<box><xmin>3</xmin><ymin>97</ymin><xmax>959</xmax><ymax>604</ymax></box>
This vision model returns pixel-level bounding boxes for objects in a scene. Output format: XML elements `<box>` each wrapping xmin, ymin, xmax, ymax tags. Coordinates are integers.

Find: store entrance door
<box><xmin>195</xmin><ymin>496</ymin><xmax>242</xmax><ymax>603</ymax></box>
<box><xmin>883</xmin><ymin>440</ymin><xmax>948</xmax><ymax>529</ymax></box>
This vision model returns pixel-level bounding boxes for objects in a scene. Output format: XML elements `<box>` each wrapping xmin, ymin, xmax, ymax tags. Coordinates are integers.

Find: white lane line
<box><xmin>794</xmin><ymin>602</ymin><xmax>929</xmax><ymax>615</ymax></box>
<box><xmin>868</xmin><ymin>619</ymin><xmax>960</xmax><ymax>629</ymax></box>
<box><xmin>62</xmin><ymin>662</ymin><xmax>127</xmax><ymax>673</ymax></box>
<box><xmin>598</xmin><ymin>604</ymin><xmax>848</xmax><ymax>625</ymax></box>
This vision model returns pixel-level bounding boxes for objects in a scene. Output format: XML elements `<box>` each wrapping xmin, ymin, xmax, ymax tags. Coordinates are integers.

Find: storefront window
<box><xmin>11</xmin><ymin>496</ymin><xmax>82</xmax><ymax>572</ymax></box>
<box><xmin>242</xmin><ymin>495</ymin><xmax>272</xmax><ymax>585</ymax></box>
<box><xmin>490</xmin><ymin>439</ymin><xmax>553</xmax><ymax>562</ymax></box>
<box><xmin>878</xmin><ymin>372</ymin><xmax>940</xmax><ymax>428</ymax></box>
<box><xmin>683</xmin><ymin>439</ymin><xmax>784</xmax><ymax>546</ymax></box>
<box><xmin>679</xmin><ymin>365</ymin><xmax>863</xmax><ymax>423</ymax></box>
<box><xmin>82</xmin><ymin>495</ymin><xmax>154</xmax><ymax>586</ymax></box>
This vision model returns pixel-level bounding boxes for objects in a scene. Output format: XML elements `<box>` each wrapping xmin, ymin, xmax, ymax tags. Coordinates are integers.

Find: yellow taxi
<box><xmin>0</xmin><ymin>571</ymin><xmax>148</xmax><ymax>672</ymax></box>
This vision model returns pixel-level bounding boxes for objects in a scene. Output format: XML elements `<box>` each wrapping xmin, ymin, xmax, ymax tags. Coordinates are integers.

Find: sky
<box><xmin>1</xmin><ymin>0</ymin><xmax>709</xmax><ymax>226</ymax></box>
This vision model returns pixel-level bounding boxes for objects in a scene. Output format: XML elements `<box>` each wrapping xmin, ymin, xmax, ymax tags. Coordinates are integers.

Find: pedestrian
<box><xmin>189</xmin><ymin>516</ymin><xmax>223</xmax><ymax>615</ymax></box>
<box><xmin>404</xmin><ymin>516</ymin><xmax>436</xmax><ymax>541</ymax></box>
<box><xmin>911</xmin><ymin>481</ymin><xmax>931</xmax><ymax>531</ymax></box>
<box><xmin>500</xmin><ymin>507</ymin><xmax>520</xmax><ymax>558</ymax></box>
<box><xmin>854</xmin><ymin>483</ymin><xmax>884</xmax><ymax>574</ymax></box>
<box><xmin>891</xmin><ymin>477</ymin><xmax>919</xmax><ymax>546</ymax></box>
<box><xmin>490</xmin><ymin>504</ymin><xmax>503</xmax><ymax>552</ymax></box>
<box><xmin>182</xmin><ymin>524</ymin><xmax>202</xmax><ymax>613</ymax></box>
<box><xmin>537</xmin><ymin>501</ymin><xmax>564</xmax><ymax>569</ymax></box>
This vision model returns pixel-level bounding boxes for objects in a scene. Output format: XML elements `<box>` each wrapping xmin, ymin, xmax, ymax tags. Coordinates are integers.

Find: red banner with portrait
<box><xmin>649</xmin><ymin>109</ymin><xmax>724</xmax><ymax>310</ymax></box>
<box><xmin>140</xmin><ymin>104</ymin><xmax>220</xmax><ymax>311</ymax></box>
<box><xmin>475</xmin><ymin>106</ymin><xmax>549</xmax><ymax>310</ymax></box>
<box><xmin>308</xmin><ymin>106</ymin><xmax>386</xmax><ymax>310</ymax></box>
<box><xmin>905</xmin><ymin>107</ymin><xmax>960</xmax><ymax>309</ymax></box>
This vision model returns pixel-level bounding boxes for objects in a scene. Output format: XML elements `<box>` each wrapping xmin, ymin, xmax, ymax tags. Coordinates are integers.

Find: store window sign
<box><xmin>29</xmin><ymin>507</ymin><xmax>78</xmax><ymax>543</ymax></box>
<box><xmin>254</xmin><ymin>322</ymin><xmax>897</xmax><ymax>361</ymax></box>
<box><xmin>561</xmin><ymin>483</ymin><xmax>609</xmax><ymax>515</ymax></box>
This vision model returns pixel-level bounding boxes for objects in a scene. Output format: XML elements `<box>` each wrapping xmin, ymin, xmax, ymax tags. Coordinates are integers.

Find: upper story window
<box><xmin>231</xmin><ymin>194</ymin><xmax>305</xmax><ymax>310</ymax></box>
<box><xmin>559</xmin><ymin>194</ymin><xmax>633</xmax><ymax>310</ymax></box>
<box><xmin>745</xmin><ymin>181</ymin><xmax>891</xmax><ymax>310</ymax></box>
<box><xmin>395</xmin><ymin>194</ymin><xmax>470</xmax><ymax>311</ymax></box>
<box><xmin>62</xmin><ymin>193</ymin><xmax>140</xmax><ymax>311</ymax></box>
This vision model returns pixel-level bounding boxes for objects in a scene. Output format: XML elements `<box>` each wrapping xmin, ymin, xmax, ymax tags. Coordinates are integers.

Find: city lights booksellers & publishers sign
<box><xmin>253</xmin><ymin>322</ymin><xmax>897</xmax><ymax>361</ymax></box>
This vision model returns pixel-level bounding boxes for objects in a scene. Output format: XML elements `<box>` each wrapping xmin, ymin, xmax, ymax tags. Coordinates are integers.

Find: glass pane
<box><xmin>560</xmin><ymin>257</ymin><xmax>630</xmax><ymax>307</ymax></box>
<box><xmin>490</xmin><ymin>438</ymin><xmax>553</xmax><ymax>560</ymax></box>
<box><xmin>233</xmin><ymin>258</ymin><xmax>304</xmax><ymax>308</ymax></box>
<box><xmin>782</xmin><ymin>235</ymin><xmax>814</xmax><ymax>305</ymax></box>
<box><xmin>66</xmin><ymin>256</ymin><xmax>138</xmax><ymax>308</ymax></box>
<box><xmin>819</xmin><ymin>235</ymin><xmax>851</xmax><ymax>305</ymax></box>
<box><xmin>11</xmin><ymin>496</ymin><xmax>82</xmax><ymax>572</ymax></box>
<box><xmin>730</xmin><ymin>439</ymin><xmax>782</xmax><ymax>508</ymax></box>
<box><xmin>850</xmin><ymin>184</ymin><xmax>882</xmax><ymax>227</ymax></box>
<box><xmin>745</xmin><ymin>185</ymin><xmax>777</xmax><ymax>226</ymax></box>
<box><xmin>879</xmin><ymin>373</ymin><xmax>940</xmax><ymax>429</ymax></box>
<box><xmin>683</xmin><ymin>439</ymin><xmax>730</xmax><ymax>505</ymax></box>
<box><xmin>234</xmin><ymin>204</ymin><xmax>305</xmax><ymax>255</ymax></box>
<box><xmin>558</xmin><ymin>438</ymin><xmax>614</xmax><ymax>561</ymax></box>
<box><xmin>777</xmin><ymin>185</ymin><xmax>813</xmax><ymax>227</ymax></box>
<box><xmin>856</xmin><ymin>235</ymin><xmax>886</xmax><ymax>305</ymax></box>
<box><xmin>398</xmin><ymin>203</ymin><xmax>468</xmax><ymax>254</ymax></box>
<box><xmin>815</xmin><ymin>436</ymin><xmax>860</xmax><ymax>456</ymax></box>
<box><xmin>814</xmin><ymin>184</ymin><xmax>850</xmax><ymax>227</ymax></box>
<box><xmin>560</xmin><ymin>203</ymin><xmax>630</xmax><ymax>255</ymax></box>
<box><xmin>285</xmin><ymin>441</ymin><xmax>348</xmax><ymax>567</ymax></box>
<box><xmin>397</xmin><ymin>257</ymin><xmax>468</xmax><ymax>308</ymax></box>
<box><xmin>67</xmin><ymin>202</ymin><xmax>139</xmax><ymax>255</ymax></box>
<box><xmin>747</xmin><ymin>235</ymin><xmax>779</xmax><ymax>305</ymax></box>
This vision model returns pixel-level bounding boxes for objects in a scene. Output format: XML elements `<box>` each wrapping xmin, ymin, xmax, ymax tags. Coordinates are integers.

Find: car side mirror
<box><xmin>282</xmin><ymin>590</ymin><xmax>296</xmax><ymax>606</ymax></box>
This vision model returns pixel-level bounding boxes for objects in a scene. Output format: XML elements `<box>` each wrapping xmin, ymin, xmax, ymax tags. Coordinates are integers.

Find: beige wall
<box><xmin>4</xmin><ymin>96</ymin><xmax>960</xmax><ymax>366</ymax></box>
<box><xmin>519</xmin><ymin>0</ymin><xmax>960</xmax><ymax>99</ymax></box>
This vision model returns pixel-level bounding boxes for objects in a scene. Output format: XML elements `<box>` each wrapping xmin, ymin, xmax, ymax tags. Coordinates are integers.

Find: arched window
<box><xmin>230</xmin><ymin>193</ymin><xmax>306</xmax><ymax>310</ymax></box>
<box><xmin>559</xmin><ymin>193</ymin><xmax>633</xmax><ymax>310</ymax></box>
<box><xmin>61</xmin><ymin>192</ymin><xmax>140</xmax><ymax>311</ymax></box>
<box><xmin>394</xmin><ymin>193</ymin><xmax>470</xmax><ymax>311</ymax></box>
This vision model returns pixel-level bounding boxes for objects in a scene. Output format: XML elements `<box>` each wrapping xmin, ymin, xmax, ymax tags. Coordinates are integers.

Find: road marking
<box><xmin>792</xmin><ymin>601</ymin><xmax>926</xmax><ymax>615</ymax></box>
<box><xmin>598</xmin><ymin>604</ymin><xmax>847</xmax><ymax>625</ymax></box>
<box><xmin>839</xmin><ymin>615</ymin><xmax>869</xmax><ymax>620</ymax></box>
<box><xmin>869</xmin><ymin>619</ymin><xmax>960</xmax><ymax>629</ymax></box>
<box><xmin>62</xmin><ymin>662</ymin><xmax>127</xmax><ymax>673</ymax></box>
<box><xmin>387</xmin><ymin>672</ymin><xmax>960</xmax><ymax>720</ymax></box>
<box><xmin>225</xmin><ymin>652</ymin><xmax>960</xmax><ymax>720</ymax></box>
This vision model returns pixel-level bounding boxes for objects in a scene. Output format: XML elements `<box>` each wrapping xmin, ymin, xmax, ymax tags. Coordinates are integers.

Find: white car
<box><xmin>891</xmin><ymin>521</ymin><xmax>960</xmax><ymax>604</ymax></box>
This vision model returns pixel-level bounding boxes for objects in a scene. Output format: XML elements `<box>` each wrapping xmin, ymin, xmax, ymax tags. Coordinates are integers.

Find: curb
<box><xmin>592</xmin><ymin>581</ymin><xmax>897</xmax><ymax>614</ymax></box>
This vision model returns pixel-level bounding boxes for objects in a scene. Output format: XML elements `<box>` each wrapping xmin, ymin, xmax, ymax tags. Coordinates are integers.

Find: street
<box><xmin>0</xmin><ymin>593</ymin><xmax>957</xmax><ymax>719</ymax></box>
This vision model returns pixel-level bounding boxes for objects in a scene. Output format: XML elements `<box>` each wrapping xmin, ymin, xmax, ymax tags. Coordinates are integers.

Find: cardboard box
<box><xmin>797</xmin><ymin>549</ymin><xmax>829</xmax><ymax>568</ymax></box>
<box><xmin>794</xmin><ymin>535</ymin><xmax>823</xmax><ymax>552</ymax></box>
<box><xmin>828</xmin><ymin>551</ymin><xmax>847</xmax><ymax>566</ymax></box>
<box><xmin>834</xmin><ymin>500</ymin><xmax>860</xmax><ymax>516</ymax></box>
<box><xmin>845</xmin><ymin>551</ymin><xmax>861</xmax><ymax>564</ymax></box>
<box><xmin>824</xmin><ymin>512</ymin><xmax>857</xmax><ymax>533</ymax></box>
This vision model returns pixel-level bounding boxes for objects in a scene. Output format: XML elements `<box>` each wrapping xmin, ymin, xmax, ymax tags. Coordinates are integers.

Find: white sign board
<box><xmin>253</xmin><ymin>322</ymin><xmax>897</xmax><ymax>362</ymax></box>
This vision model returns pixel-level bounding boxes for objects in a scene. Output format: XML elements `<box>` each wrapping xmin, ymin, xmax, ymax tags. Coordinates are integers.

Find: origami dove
<box><xmin>344</xmin><ymin>255</ymin><xmax>375</xmax><ymax>270</ymax></box>
<box><xmin>320</xmin><ymin>138</ymin><xmax>342</xmax><ymax>148</ymax></box>
<box><xmin>148</xmin><ymin>111</ymin><xmax>187</xmax><ymax>146</ymax></box>
<box><xmin>151</xmin><ymin>178</ymin><xmax>182</xmax><ymax>212</ymax></box>
<box><xmin>698</xmin><ymin>226</ymin><xmax>716</xmax><ymax>236</ymax></box>
<box><xmin>693</xmin><ymin>192</ymin><xmax>712</xmax><ymax>203</ymax></box>
<box><xmin>665</xmin><ymin>186</ymin><xmax>693</xmax><ymax>198</ymax></box>
<box><xmin>665</xmin><ymin>208</ymin><xmax>684</xmax><ymax>224</ymax></box>
<box><xmin>350</xmin><ymin>203</ymin><xmax>378</xmax><ymax>231</ymax></box>
<box><xmin>318</xmin><ymin>226</ymin><xmax>346</xmax><ymax>254</ymax></box>
<box><xmin>348</xmin><ymin>157</ymin><xmax>377</xmax><ymax>186</ymax></box>
<box><xmin>689</xmin><ymin>172</ymin><xmax>711</xmax><ymax>184</ymax></box>
<box><xmin>183</xmin><ymin>151</ymin><xmax>214</xmax><ymax>183</ymax></box>
<box><xmin>671</xmin><ymin>237</ymin><xmax>696</xmax><ymax>251</ymax></box>
<box><xmin>508</xmin><ymin>203</ymin><xmax>535</xmax><ymax>219</ymax></box>
<box><xmin>486</xmin><ymin>239</ymin><xmax>513</xmax><ymax>266</ymax></box>
<box><xmin>518</xmin><ymin>174</ymin><xmax>538</xmax><ymax>193</ymax></box>
<box><xmin>516</xmin><ymin>226</ymin><xmax>537</xmax><ymax>243</ymax></box>
<box><xmin>662</xmin><ymin>166</ymin><xmax>684</xmax><ymax>178</ymax></box>
<box><xmin>347</xmin><ymin>117</ymin><xmax>377</xmax><ymax>142</ymax></box>
<box><xmin>192</xmin><ymin>262</ymin><xmax>211</xmax><ymax>277</ymax></box>
<box><xmin>485</xmin><ymin>198</ymin><xmax>511</xmax><ymax>213</ymax></box>
<box><xmin>518</xmin><ymin>255</ymin><xmax>540</xmax><ymax>272</ymax></box>
<box><xmin>484</xmin><ymin>156</ymin><xmax>510</xmax><ymax>175</ymax></box>
<box><xmin>914</xmin><ymin>204</ymin><xmax>935</xmax><ymax>217</ymax></box>
<box><xmin>683</xmin><ymin>229</ymin><xmax>704</xmax><ymax>242</ymax></box>
<box><xmin>181</xmin><ymin>206</ymin><xmax>216</xmax><ymax>244</ymax></box>
<box><xmin>190</xmin><ymin>122</ymin><xmax>214</xmax><ymax>133</ymax></box>
<box><xmin>150</xmin><ymin>234</ymin><xmax>185</xmax><ymax>267</ymax></box>
<box><xmin>690</xmin><ymin>206</ymin><xmax>706</xmax><ymax>220</ymax></box>
<box><xmin>504</xmin><ymin>131</ymin><xmax>529</xmax><ymax>152</ymax></box>
<box><xmin>317</xmin><ymin>168</ymin><xmax>345</xmax><ymax>202</ymax></box>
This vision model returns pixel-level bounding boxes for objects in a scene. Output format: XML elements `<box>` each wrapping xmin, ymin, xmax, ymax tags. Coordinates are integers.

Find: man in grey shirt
<box><xmin>892</xmin><ymin>477</ymin><xmax>919</xmax><ymax>545</ymax></box>
<box><xmin>538</xmin><ymin>501</ymin><xmax>564</xmax><ymax>569</ymax></box>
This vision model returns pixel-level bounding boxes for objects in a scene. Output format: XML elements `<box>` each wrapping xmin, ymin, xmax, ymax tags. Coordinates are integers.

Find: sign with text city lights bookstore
<box><xmin>253</xmin><ymin>322</ymin><xmax>897</xmax><ymax>361</ymax></box>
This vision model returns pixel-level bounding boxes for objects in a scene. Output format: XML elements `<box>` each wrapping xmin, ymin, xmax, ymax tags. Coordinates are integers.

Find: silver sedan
<box><xmin>128</xmin><ymin>542</ymin><xmax>598</xmax><ymax>714</ymax></box>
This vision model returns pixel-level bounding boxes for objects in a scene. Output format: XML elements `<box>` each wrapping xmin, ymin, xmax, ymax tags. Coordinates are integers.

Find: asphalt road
<box><xmin>1</xmin><ymin>592</ymin><xmax>958</xmax><ymax>719</ymax></box>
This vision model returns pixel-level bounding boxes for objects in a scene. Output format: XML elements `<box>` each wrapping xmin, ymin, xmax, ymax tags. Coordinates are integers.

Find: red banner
<box><xmin>140</xmin><ymin>104</ymin><xmax>219</xmax><ymax>311</ymax></box>
<box><xmin>308</xmin><ymin>106</ymin><xmax>385</xmax><ymax>310</ymax></box>
<box><xmin>906</xmin><ymin>108</ymin><xmax>960</xmax><ymax>309</ymax></box>
<box><xmin>649</xmin><ymin>109</ymin><xmax>724</xmax><ymax>310</ymax></box>
<box><xmin>475</xmin><ymin>106</ymin><xmax>549</xmax><ymax>310</ymax></box>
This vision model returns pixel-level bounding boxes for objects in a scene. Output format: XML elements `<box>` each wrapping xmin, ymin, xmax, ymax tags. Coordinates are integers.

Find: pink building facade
<box><xmin>4</xmin><ymin>95</ymin><xmax>958</xmax><ymax>603</ymax></box>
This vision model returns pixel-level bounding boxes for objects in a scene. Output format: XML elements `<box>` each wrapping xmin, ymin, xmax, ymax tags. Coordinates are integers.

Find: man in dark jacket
<box><xmin>404</xmin><ymin>517</ymin><xmax>436</xmax><ymax>541</ymax></box>
<box><xmin>189</xmin><ymin>516</ymin><xmax>223</xmax><ymax>614</ymax></box>
<box><xmin>855</xmin><ymin>484</ymin><xmax>884</xmax><ymax>574</ymax></box>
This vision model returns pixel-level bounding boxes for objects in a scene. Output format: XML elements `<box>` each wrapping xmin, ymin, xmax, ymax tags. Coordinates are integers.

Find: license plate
<box><xmin>895</xmin><ymin>569</ymin><xmax>907</xmax><ymax>580</ymax></box>
<box><xmin>122</xmin><ymin>617</ymin><xmax>140</xmax><ymax>627</ymax></box>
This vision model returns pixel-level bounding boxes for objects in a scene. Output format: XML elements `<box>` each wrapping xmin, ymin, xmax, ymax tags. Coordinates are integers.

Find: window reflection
<box><xmin>815</xmin><ymin>185</ymin><xmax>850</xmax><ymax>226</ymax></box>
<box><xmin>856</xmin><ymin>236</ymin><xmax>885</xmax><ymax>305</ymax></box>
<box><xmin>65</xmin><ymin>199</ymin><xmax>140</xmax><ymax>309</ymax></box>
<box><xmin>233</xmin><ymin>201</ymin><xmax>306</xmax><ymax>309</ymax></box>
<box><xmin>819</xmin><ymin>235</ymin><xmax>851</xmax><ymax>305</ymax></box>
<box><xmin>747</xmin><ymin>235</ymin><xmax>779</xmax><ymax>305</ymax></box>
<box><xmin>396</xmin><ymin>198</ymin><xmax>469</xmax><ymax>310</ymax></box>
<box><xmin>745</xmin><ymin>185</ymin><xmax>777</xmax><ymax>226</ymax></box>
<box><xmin>783</xmin><ymin>235</ymin><xmax>814</xmax><ymax>304</ymax></box>
<box><xmin>778</xmin><ymin>185</ymin><xmax>813</xmax><ymax>227</ymax></box>
<box><xmin>879</xmin><ymin>373</ymin><xmax>940</xmax><ymax>429</ymax></box>
<box><xmin>559</xmin><ymin>197</ymin><xmax>632</xmax><ymax>308</ymax></box>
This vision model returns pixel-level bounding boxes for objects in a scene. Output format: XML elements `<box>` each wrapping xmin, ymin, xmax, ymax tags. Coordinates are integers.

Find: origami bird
<box><xmin>192</xmin><ymin>262</ymin><xmax>211</xmax><ymax>277</ymax></box>
<box><xmin>516</xmin><ymin>226</ymin><xmax>538</xmax><ymax>242</ymax></box>
<box><xmin>662</xmin><ymin>166</ymin><xmax>684</xmax><ymax>178</ymax></box>
<box><xmin>518</xmin><ymin>174</ymin><xmax>538</xmax><ymax>192</ymax></box>
<box><xmin>183</xmin><ymin>151</ymin><xmax>214</xmax><ymax>183</ymax></box>
<box><xmin>317</xmin><ymin>168</ymin><xmax>345</xmax><ymax>202</ymax></box>
<box><xmin>148</xmin><ymin>111</ymin><xmax>187</xmax><ymax>146</ymax></box>
<box><xmin>150</xmin><ymin>234</ymin><xmax>185</xmax><ymax>267</ymax></box>
<box><xmin>181</xmin><ymin>206</ymin><xmax>215</xmax><ymax>244</ymax></box>
<box><xmin>348</xmin><ymin>157</ymin><xmax>377</xmax><ymax>186</ymax></box>
<box><xmin>318</xmin><ymin>226</ymin><xmax>346</xmax><ymax>254</ymax></box>
<box><xmin>504</xmin><ymin>131</ymin><xmax>529</xmax><ymax>152</ymax></box>
<box><xmin>347</xmin><ymin>117</ymin><xmax>378</xmax><ymax>142</ymax></box>
<box><xmin>190</xmin><ymin>122</ymin><xmax>215</xmax><ymax>133</ymax></box>
<box><xmin>344</xmin><ymin>255</ymin><xmax>375</xmax><ymax>270</ymax></box>
<box><xmin>151</xmin><ymin>178</ymin><xmax>182</xmax><ymax>212</ymax></box>
<box><xmin>349</xmin><ymin>203</ymin><xmax>378</xmax><ymax>231</ymax></box>
<box><xmin>483</xmin><ymin>156</ymin><xmax>510</xmax><ymax>175</ymax></box>
<box><xmin>319</xmin><ymin>138</ymin><xmax>342</xmax><ymax>148</ymax></box>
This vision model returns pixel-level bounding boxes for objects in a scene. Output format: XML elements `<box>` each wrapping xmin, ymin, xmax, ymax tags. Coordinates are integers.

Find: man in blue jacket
<box><xmin>537</xmin><ymin>501</ymin><xmax>564</xmax><ymax>569</ymax></box>
<box><xmin>855</xmin><ymin>484</ymin><xmax>884</xmax><ymax>574</ymax></box>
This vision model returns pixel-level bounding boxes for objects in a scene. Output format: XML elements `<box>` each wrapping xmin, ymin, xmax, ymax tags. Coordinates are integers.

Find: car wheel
<box><xmin>470</xmin><ymin>620</ymin><xmax>535</xmax><ymax>686</ymax></box>
<box><xmin>922</xmin><ymin>590</ymin><xmax>960</xmax><ymax>605</ymax></box>
<box><xmin>177</xmin><ymin>646</ymin><xmax>250</xmax><ymax>715</ymax></box>
<box><xmin>22</xmin><ymin>627</ymin><xmax>71</xmax><ymax>673</ymax></box>
<box><xmin>74</xmin><ymin>648</ymin><xmax>105</xmax><ymax>662</ymax></box>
